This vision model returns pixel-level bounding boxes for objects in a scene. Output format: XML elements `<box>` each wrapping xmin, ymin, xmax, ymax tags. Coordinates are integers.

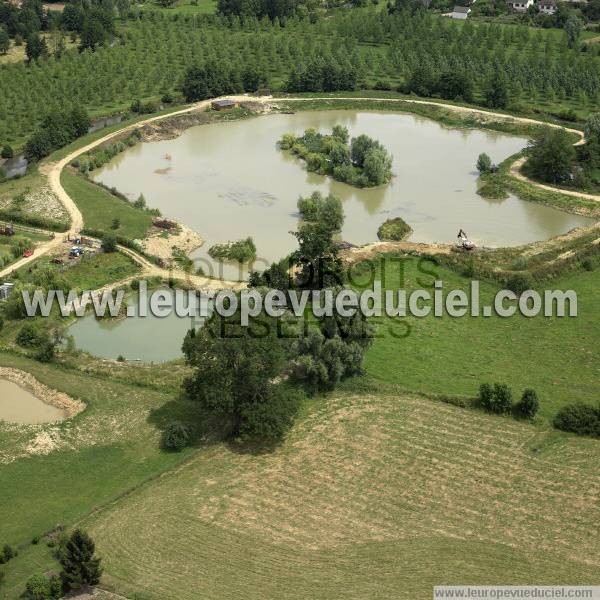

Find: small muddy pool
<box><xmin>94</xmin><ymin>110</ymin><xmax>595</xmax><ymax>280</ymax></box>
<box><xmin>0</xmin><ymin>379</ymin><xmax>65</xmax><ymax>424</ymax></box>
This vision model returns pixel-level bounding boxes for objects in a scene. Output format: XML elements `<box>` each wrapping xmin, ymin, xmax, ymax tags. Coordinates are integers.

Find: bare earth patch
<box><xmin>341</xmin><ymin>240</ymin><xmax>453</xmax><ymax>264</ymax></box>
<box><xmin>141</xmin><ymin>223</ymin><xmax>203</xmax><ymax>262</ymax></box>
<box><xmin>0</xmin><ymin>183</ymin><xmax>69</xmax><ymax>223</ymax></box>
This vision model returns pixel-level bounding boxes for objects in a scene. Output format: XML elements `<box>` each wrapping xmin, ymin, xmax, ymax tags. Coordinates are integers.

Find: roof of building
<box><xmin>212</xmin><ymin>99</ymin><xmax>237</xmax><ymax>107</ymax></box>
<box><xmin>538</xmin><ymin>0</ymin><xmax>556</xmax><ymax>6</ymax></box>
<box><xmin>452</xmin><ymin>5</ymin><xmax>470</xmax><ymax>12</ymax></box>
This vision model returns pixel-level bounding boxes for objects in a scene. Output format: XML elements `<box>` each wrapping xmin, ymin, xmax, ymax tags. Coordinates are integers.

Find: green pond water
<box><xmin>68</xmin><ymin>289</ymin><xmax>205</xmax><ymax>363</ymax></box>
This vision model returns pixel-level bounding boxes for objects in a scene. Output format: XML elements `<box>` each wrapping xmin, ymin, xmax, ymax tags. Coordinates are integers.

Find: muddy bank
<box><xmin>142</xmin><ymin>222</ymin><xmax>204</xmax><ymax>262</ymax></box>
<box><xmin>341</xmin><ymin>241</ymin><xmax>455</xmax><ymax>264</ymax></box>
<box><xmin>137</xmin><ymin>101</ymin><xmax>275</xmax><ymax>143</ymax></box>
<box><xmin>0</xmin><ymin>367</ymin><xmax>85</xmax><ymax>419</ymax></box>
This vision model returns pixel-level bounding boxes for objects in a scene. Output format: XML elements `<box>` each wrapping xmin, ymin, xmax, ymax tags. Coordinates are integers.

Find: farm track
<box><xmin>1</xmin><ymin>94</ymin><xmax>598</xmax><ymax>283</ymax></box>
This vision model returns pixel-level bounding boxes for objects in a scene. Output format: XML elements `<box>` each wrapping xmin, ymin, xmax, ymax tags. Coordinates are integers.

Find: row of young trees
<box><xmin>0</xmin><ymin>0</ymin><xmax>118</xmax><ymax>61</ymax></box>
<box><xmin>3</xmin><ymin>8</ymin><xmax>600</xmax><ymax>145</ymax></box>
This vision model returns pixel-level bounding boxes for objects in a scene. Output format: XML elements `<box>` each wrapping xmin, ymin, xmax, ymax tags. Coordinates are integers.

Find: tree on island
<box><xmin>281</xmin><ymin>129</ymin><xmax>392</xmax><ymax>188</ymax></box>
<box><xmin>476</xmin><ymin>152</ymin><xmax>493</xmax><ymax>173</ymax></box>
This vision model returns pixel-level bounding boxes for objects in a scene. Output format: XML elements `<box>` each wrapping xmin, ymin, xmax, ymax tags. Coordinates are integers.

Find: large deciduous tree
<box><xmin>526</xmin><ymin>128</ymin><xmax>575</xmax><ymax>184</ymax></box>
<box><xmin>182</xmin><ymin>316</ymin><xmax>302</xmax><ymax>440</ymax></box>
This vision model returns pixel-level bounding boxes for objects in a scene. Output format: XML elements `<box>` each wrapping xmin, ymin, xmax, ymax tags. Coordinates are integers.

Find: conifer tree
<box><xmin>59</xmin><ymin>529</ymin><xmax>103</xmax><ymax>592</ymax></box>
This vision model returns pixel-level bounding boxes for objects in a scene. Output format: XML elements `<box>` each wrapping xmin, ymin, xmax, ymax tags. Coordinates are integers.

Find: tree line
<box><xmin>3</xmin><ymin>8</ymin><xmax>600</xmax><ymax>147</ymax></box>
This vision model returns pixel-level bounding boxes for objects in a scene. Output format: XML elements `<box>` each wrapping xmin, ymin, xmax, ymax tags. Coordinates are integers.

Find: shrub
<box><xmin>476</xmin><ymin>152</ymin><xmax>492</xmax><ymax>173</ymax></box>
<box><xmin>239</xmin><ymin>386</ymin><xmax>304</xmax><ymax>441</ymax></box>
<box><xmin>101</xmin><ymin>233</ymin><xmax>117</xmax><ymax>253</ymax></box>
<box><xmin>505</xmin><ymin>272</ymin><xmax>534</xmax><ymax>295</ymax></box>
<box><xmin>479</xmin><ymin>382</ymin><xmax>513</xmax><ymax>414</ymax></box>
<box><xmin>514</xmin><ymin>388</ymin><xmax>539</xmax><ymax>419</ymax></box>
<box><xmin>208</xmin><ymin>237</ymin><xmax>256</xmax><ymax>263</ymax></box>
<box><xmin>16</xmin><ymin>324</ymin><xmax>48</xmax><ymax>348</ymax></box>
<box><xmin>377</xmin><ymin>217</ymin><xmax>412</xmax><ymax>241</ymax></box>
<box><xmin>1</xmin><ymin>145</ymin><xmax>13</xmax><ymax>159</ymax></box>
<box><xmin>35</xmin><ymin>342</ymin><xmax>55</xmax><ymax>363</ymax></box>
<box><xmin>163</xmin><ymin>421</ymin><xmax>190</xmax><ymax>451</ymax></box>
<box><xmin>0</xmin><ymin>544</ymin><xmax>15</xmax><ymax>564</ymax></box>
<box><xmin>25</xmin><ymin>572</ymin><xmax>61</xmax><ymax>600</ymax></box>
<box><xmin>554</xmin><ymin>403</ymin><xmax>600</xmax><ymax>438</ymax></box>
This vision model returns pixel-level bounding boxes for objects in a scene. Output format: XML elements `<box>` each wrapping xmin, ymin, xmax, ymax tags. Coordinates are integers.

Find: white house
<box><xmin>506</xmin><ymin>0</ymin><xmax>533</xmax><ymax>10</ymax></box>
<box><xmin>538</xmin><ymin>0</ymin><xmax>557</xmax><ymax>13</ymax></box>
<box><xmin>451</xmin><ymin>5</ymin><xmax>471</xmax><ymax>18</ymax></box>
<box><xmin>0</xmin><ymin>283</ymin><xmax>14</xmax><ymax>301</ymax></box>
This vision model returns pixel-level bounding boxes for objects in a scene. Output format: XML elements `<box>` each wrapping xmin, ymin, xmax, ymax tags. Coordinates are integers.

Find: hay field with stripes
<box><xmin>87</xmin><ymin>391</ymin><xmax>600</xmax><ymax>599</ymax></box>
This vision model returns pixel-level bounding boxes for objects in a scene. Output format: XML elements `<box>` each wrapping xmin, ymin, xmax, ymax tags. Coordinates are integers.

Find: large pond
<box><xmin>0</xmin><ymin>379</ymin><xmax>65</xmax><ymax>424</ymax></box>
<box><xmin>68</xmin><ymin>289</ymin><xmax>204</xmax><ymax>363</ymax></box>
<box><xmin>94</xmin><ymin>110</ymin><xmax>594</xmax><ymax>280</ymax></box>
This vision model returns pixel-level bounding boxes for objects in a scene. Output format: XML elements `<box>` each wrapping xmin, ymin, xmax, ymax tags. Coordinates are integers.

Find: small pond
<box><xmin>0</xmin><ymin>154</ymin><xmax>28</xmax><ymax>179</ymax></box>
<box><xmin>94</xmin><ymin>110</ymin><xmax>595</xmax><ymax>280</ymax></box>
<box><xmin>0</xmin><ymin>379</ymin><xmax>65</xmax><ymax>424</ymax></box>
<box><xmin>68</xmin><ymin>289</ymin><xmax>206</xmax><ymax>363</ymax></box>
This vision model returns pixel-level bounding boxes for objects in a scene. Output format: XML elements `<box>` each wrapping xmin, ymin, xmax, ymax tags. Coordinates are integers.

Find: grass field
<box><xmin>0</xmin><ymin>263</ymin><xmax>598</xmax><ymax>597</ymax></box>
<box><xmin>0</xmin><ymin>352</ymin><xmax>197</xmax><ymax>597</ymax></box>
<box><xmin>362</xmin><ymin>258</ymin><xmax>599</xmax><ymax>419</ymax></box>
<box><xmin>60</xmin><ymin>170</ymin><xmax>153</xmax><ymax>241</ymax></box>
<box><xmin>15</xmin><ymin>250</ymin><xmax>140</xmax><ymax>291</ymax></box>
<box><xmin>82</xmin><ymin>388</ymin><xmax>600</xmax><ymax>599</ymax></box>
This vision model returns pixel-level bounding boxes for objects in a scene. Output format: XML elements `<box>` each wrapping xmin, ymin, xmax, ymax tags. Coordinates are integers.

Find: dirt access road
<box><xmin>0</xmin><ymin>95</ymin><xmax>253</xmax><ymax>284</ymax></box>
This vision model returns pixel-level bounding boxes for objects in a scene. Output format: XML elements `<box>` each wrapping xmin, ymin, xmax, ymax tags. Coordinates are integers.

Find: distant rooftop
<box><xmin>212</xmin><ymin>99</ymin><xmax>237</xmax><ymax>107</ymax></box>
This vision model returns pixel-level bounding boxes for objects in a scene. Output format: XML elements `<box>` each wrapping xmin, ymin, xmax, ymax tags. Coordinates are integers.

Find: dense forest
<box><xmin>2</xmin><ymin>5</ymin><xmax>600</xmax><ymax>145</ymax></box>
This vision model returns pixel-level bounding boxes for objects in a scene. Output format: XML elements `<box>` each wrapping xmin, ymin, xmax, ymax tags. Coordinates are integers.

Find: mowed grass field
<box><xmin>85</xmin><ymin>389</ymin><xmax>600</xmax><ymax>600</ymax></box>
<box><xmin>61</xmin><ymin>169</ymin><xmax>153</xmax><ymax>240</ymax></box>
<box><xmin>362</xmin><ymin>258</ymin><xmax>599</xmax><ymax>419</ymax></box>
